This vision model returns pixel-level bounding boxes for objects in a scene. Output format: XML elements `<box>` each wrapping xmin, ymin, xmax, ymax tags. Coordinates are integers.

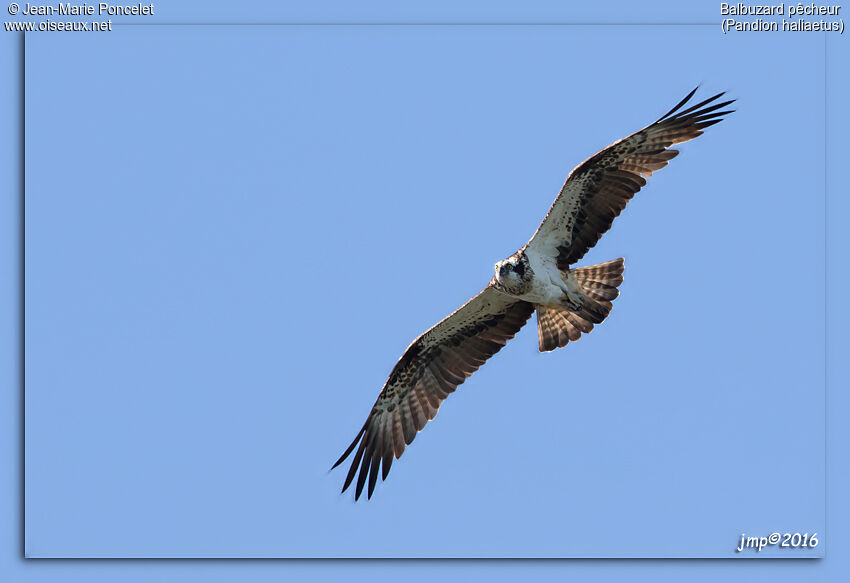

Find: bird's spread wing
<box><xmin>332</xmin><ymin>286</ymin><xmax>534</xmax><ymax>500</ymax></box>
<box><xmin>526</xmin><ymin>88</ymin><xmax>734</xmax><ymax>267</ymax></box>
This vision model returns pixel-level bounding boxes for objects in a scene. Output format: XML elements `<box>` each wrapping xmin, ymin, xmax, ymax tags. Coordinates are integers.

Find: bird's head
<box><xmin>493</xmin><ymin>253</ymin><xmax>531</xmax><ymax>294</ymax></box>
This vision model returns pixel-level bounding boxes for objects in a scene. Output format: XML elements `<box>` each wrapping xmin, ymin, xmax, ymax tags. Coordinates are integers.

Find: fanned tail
<box><xmin>536</xmin><ymin>257</ymin><xmax>625</xmax><ymax>352</ymax></box>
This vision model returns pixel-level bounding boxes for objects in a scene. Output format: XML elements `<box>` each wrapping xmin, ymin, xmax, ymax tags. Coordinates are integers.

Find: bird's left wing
<box><xmin>526</xmin><ymin>88</ymin><xmax>734</xmax><ymax>267</ymax></box>
<box><xmin>333</xmin><ymin>285</ymin><xmax>534</xmax><ymax>500</ymax></box>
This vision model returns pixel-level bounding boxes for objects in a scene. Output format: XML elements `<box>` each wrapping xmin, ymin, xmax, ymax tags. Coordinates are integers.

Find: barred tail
<box><xmin>536</xmin><ymin>257</ymin><xmax>625</xmax><ymax>352</ymax></box>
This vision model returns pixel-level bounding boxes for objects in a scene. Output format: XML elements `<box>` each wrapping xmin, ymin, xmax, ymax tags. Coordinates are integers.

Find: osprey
<box><xmin>333</xmin><ymin>88</ymin><xmax>734</xmax><ymax>500</ymax></box>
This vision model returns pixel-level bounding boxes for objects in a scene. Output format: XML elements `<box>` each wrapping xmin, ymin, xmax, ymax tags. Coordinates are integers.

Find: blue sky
<box><xmin>3</xmin><ymin>0</ymin><xmax>850</xmax><ymax>581</ymax></box>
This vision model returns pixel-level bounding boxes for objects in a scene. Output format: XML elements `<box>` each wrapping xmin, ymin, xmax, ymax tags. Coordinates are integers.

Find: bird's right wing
<box><xmin>332</xmin><ymin>285</ymin><xmax>534</xmax><ymax>500</ymax></box>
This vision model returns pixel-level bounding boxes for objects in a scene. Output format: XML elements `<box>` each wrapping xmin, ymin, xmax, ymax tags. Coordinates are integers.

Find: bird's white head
<box><xmin>493</xmin><ymin>253</ymin><xmax>531</xmax><ymax>295</ymax></box>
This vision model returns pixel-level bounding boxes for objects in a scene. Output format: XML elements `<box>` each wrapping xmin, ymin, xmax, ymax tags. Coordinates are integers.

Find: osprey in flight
<box><xmin>333</xmin><ymin>88</ymin><xmax>734</xmax><ymax>500</ymax></box>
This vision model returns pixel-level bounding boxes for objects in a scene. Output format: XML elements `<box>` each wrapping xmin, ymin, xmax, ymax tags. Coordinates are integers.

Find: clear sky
<box><xmin>3</xmin><ymin>0</ymin><xmax>849</xmax><ymax>581</ymax></box>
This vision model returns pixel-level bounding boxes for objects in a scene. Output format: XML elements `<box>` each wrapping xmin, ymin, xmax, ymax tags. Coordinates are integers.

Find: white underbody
<box><xmin>525</xmin><ymin>252</ymin><xmax>583</xmax><ymax>306</ymax></box>
<box><xmin>497</xmin><ymin>250</ymin><xmax>584</xmax><ymax>309</ymax></box>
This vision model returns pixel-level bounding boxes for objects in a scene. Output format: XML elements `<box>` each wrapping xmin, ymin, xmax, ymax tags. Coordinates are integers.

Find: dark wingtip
<box><xmin>353</xmin><ymin>430</ymin><xmax>375</xmax><ymax>501</ymax></box>
<box><xmin>332</xmin><ymin>419</ymin><xmax>369</xmax><ymax>475</ymax></box>
<box><xmin>656</xmin><ymin>86</ymin><xmax>738</xmax><ymax>125</ymax></box>
<box><xmin>673</xmin><ymin>92</ymin><xmax>728</xmax><ymax>120</ymax></box>
<box><xmin>656</xmin><ymin>86</ymin><xmax>699</xmax><ymax>122</ymax></box>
